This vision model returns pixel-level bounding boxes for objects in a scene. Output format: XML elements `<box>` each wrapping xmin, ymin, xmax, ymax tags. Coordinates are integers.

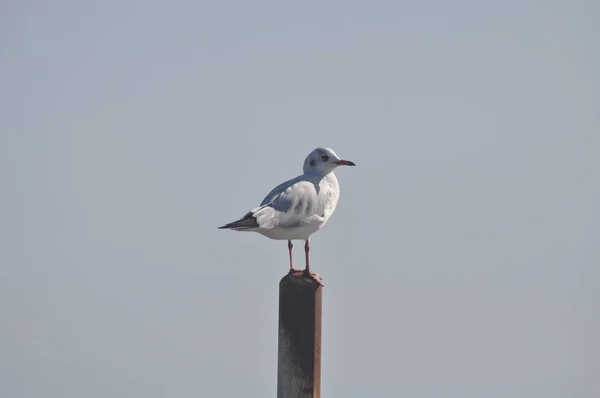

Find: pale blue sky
<box><xmin>1</xmin><ymin>1</ymin><xmax>599</xmax><ymax>397</ymax></box>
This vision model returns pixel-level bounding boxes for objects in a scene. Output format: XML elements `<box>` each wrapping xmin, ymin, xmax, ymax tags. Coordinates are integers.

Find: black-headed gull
<box><xmin>218</xmin><ymin>147</ymin><xmax>355</xmax><ymax>284</ymax></box>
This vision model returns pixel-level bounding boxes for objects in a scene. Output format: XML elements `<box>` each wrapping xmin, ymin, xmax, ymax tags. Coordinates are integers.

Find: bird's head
<box><xmin>303</xmin><ymin>147</ymin><xmax>356</xmax><ymax>176</ymax></box>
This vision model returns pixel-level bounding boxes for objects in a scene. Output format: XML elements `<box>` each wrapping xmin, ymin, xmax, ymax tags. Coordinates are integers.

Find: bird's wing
<box><xmin>220</xmin><ymin>175</ymin><xmax>321</xmax><ymax>231</ymax></box>
<box><xmin>259</xmin><ymin>175</ymin><xmax>304</xmax><ymax>206</ymax></box>
<box><xmin>255</xmin><ymin>177</ymin><xmax>321</xmax><ymax>230</ymax></box>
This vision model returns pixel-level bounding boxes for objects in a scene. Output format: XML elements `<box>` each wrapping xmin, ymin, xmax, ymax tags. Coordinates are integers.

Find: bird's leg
<box><xmin>304</xmin><ymin>239</ymin><xmax>310</xmax><ymax>272</ymax></box>
<box><xmin>288</xmin><ymin>240</ymin><xmax>300</xmax><ymax>273</ymax></box>
<box><xmin>304</xmin><ymin>239</ymin><xmax>323</xmax><ymax>286</ymax></box>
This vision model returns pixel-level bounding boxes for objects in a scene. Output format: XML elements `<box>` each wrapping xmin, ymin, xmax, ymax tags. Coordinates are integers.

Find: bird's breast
<box><xmin>318</xmin><ymin>174</ymin><xmax>340</xmax><ymax>219</ymax></box>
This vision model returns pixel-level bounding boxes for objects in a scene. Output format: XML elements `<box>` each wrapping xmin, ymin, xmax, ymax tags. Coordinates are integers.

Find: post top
<box><xmin>279</xmin><ymin>271</ymin><xmax>323</xmax><ymax>290</ymax></box>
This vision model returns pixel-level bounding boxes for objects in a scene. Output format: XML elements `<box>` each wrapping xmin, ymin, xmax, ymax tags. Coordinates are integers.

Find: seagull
<box><xmin>218</xmin><ymin>147</ymin><xmax>355</xmax><ymax>284</ymax></box>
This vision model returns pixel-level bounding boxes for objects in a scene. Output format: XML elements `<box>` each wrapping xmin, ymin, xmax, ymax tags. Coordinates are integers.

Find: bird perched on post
<box><xmin>218</xmin><ymin>147</ymin><xmax>355</xmax><ymax>284</ymax></box>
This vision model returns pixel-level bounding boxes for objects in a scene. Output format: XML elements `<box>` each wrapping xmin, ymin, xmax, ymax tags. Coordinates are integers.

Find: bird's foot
<box><xmin>287</xmin><ymin>268</ymin><xmax>324</xmax><ymax>286</ymax></box>
<box><xmin>304</xmin><ymin>269</ymin><xmax>324</xmax><ymax>286</ymax></box>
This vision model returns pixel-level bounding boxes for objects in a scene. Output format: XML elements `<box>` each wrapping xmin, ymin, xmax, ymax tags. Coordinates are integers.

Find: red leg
<box><xmin>304</xmin><ymin>240</ymin><xmax>310</xmax><ymax>272</ymax></box>
<box><xmin>288</xmin><ymin>240</ymin><xmax>299</xmax><ymax>272</ymax></box>
<box><xmin>304</xmin><ymin>239</ymin><xmax>323</xmax><ymax>285</ymax></box>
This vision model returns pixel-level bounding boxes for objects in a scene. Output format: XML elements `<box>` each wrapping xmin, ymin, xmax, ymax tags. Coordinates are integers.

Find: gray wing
<box><xmin>253</xmin><ymin>176</ymin><xmax>320</xmax><ymax>229</ymax></box>
<box><xmin>259</xmin><ymin>175</ymin><xmax>305</xmax><ymax>206</ymax></box>
<box><xmin>220</xmin><ymin>175</ymin><xmax>321</xmax><ymax>231</ymax></box>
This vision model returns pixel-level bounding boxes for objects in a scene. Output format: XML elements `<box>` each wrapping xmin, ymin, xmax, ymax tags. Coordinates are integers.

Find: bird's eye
<box><xmin>321</xmin><ymin>154</ymin><xmax>329</xmax><ymax>161</ymax></box>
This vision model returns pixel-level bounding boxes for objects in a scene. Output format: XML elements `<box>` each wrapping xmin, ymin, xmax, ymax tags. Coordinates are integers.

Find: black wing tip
<box><xmin>217</xmin><ymin>221</ymin><xmax>239</xmax><ymax>229</ymax></box>
<box><xmin>218</xmin><ymin>212</ymin><xmax>259</xmax><ymax>230</ymax></box>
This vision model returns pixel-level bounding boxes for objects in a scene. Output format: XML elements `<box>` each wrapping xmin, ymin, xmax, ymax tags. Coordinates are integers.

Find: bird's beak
<box><xmin>336</xmin><ymin>159</ymin><xmax>356</xmax><ymax>166</ymax></box>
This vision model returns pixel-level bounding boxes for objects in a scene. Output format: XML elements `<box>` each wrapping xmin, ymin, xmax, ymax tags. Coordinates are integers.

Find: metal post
<box><xmin>277</xmin><ymin>272</ymin><xmax>323</xmax><ymax>398</ymax></box>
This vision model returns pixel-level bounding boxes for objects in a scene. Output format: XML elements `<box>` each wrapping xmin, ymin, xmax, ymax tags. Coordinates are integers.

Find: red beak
<box><xmin>336</xmin><ymin>159</ymin><xmax>356</xmax><ymax>166</ymax></box>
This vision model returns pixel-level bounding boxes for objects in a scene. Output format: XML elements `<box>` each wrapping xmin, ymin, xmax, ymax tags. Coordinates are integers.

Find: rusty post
<box><xmin>277</xmin><ymin>272</ymin><xmax>323</xmax><ymax>398</ymax></box>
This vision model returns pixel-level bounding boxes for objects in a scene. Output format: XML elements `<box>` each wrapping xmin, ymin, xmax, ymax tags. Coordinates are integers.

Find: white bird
<box><xmin>218</xmin><ymin>147</ymin><xmax>355</xmax><ymax>284</ymax></box>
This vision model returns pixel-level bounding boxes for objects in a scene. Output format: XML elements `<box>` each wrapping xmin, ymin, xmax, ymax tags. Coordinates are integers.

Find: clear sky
<box><xmin>1</xmin><ymin>1</ymin><xmax>598</xmax><ymax>397</ymax></box>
